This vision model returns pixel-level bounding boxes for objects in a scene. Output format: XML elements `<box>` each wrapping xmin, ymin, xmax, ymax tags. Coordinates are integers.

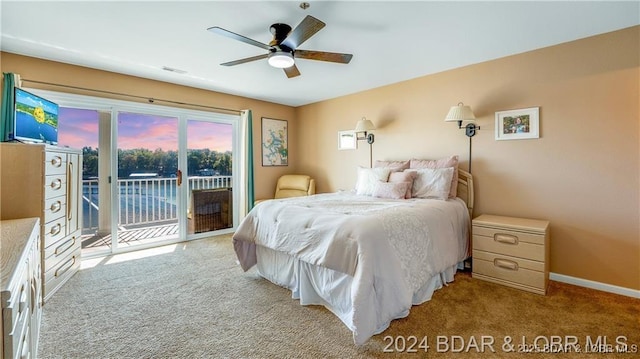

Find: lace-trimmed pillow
<box><xmin>373</xmin><ymin>181</ymin><xmax>410</xmax><ymax>200</ymax></box>
<box><xmin>408</xmin><ymin>167</ymin><xmax>454</xmax><ymax>200</ymax></box>
<box><xmin>388</xmin><ymin>171</ymin><xmax>417</xmax><ymax>199</ymax></box>
<box><xmin>409</xmin><ymin>155</ymin><xmax>459</xmax><ymax>198</ymax></box>
<box><xmin>355</xmin><ymin>166</ymin><xmax>392</xmax><ymax>196</ymax></box>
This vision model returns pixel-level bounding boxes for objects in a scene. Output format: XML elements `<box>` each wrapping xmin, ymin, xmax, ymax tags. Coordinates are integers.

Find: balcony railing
<box><xmin>82</xmin><ymin>176</ymin><xmax>232</xmax><ymax>233</ymax></box>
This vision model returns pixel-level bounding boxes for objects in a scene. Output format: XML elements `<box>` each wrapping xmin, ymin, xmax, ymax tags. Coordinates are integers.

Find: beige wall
<box><xmin>0</xmin><ymin>52</ymin><xmax>296</xmax><ymax>200</ymax></box>
<box><xmin>295</xmin><ymin>27</ymin><xmax>640</xmax><ymax>290</ymax></box>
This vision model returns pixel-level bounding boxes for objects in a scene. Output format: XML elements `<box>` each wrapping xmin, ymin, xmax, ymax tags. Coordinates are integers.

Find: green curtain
<box><xmin>246</xmin><ymin>110</ymin><xmax>255</xmax><ymax>211</ymax></box>
<box><xmin>1</xmin><ymin>73</ymin><xmax>16</xmax><ymax>142</ymax></box>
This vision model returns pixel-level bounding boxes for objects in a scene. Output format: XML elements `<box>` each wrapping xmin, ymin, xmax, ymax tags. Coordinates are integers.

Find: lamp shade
<box><xmin>355</xmin><ymin>117</ymin><xmax>376</xmax><ymax>132</ymax></box>
<box><xmin>268</xmin><ymin>52</ymin><xmax>295</xmax><ymax>68</ymax></box>
<box><xmin>445</xmin><ymin>103</ymin><xmax>476</xmax><ymax>122</ymax></box>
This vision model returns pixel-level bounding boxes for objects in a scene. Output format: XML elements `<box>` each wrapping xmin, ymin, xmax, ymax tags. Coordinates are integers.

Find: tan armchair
<box><xmin>274</xmin><ymin>174</ymin><xmax>316</xmax><ymax>199</ymax></box>
<box><xmin>255</xmin><ymin>174</ymin><xmax>315</xmax><ymax>205</ymax></box>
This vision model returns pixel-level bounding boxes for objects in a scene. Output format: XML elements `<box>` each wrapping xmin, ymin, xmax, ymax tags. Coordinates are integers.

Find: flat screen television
<box><xmin>12</xmin><ymin>88</ymin><xmax>59</xmax><ymax>144</ymax></box>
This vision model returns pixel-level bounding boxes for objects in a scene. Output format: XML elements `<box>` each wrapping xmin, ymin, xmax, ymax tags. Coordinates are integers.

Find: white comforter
<box><xmin>233</xmin><ymin>192</ymin><xmax>470</xmax><ymax>344</ymax></box>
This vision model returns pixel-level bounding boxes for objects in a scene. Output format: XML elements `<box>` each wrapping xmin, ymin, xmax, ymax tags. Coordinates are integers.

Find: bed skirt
<box><xmin>255</xmin><ymin>244</ymin><xmax>458</xmax><ymax>343</ymax></box>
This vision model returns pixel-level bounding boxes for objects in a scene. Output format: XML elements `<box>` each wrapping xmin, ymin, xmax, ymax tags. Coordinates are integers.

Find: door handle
<box><xmin>177</xmin><ymin>169</ymin><xmax>182</xmax><ymax>187</ymax></box>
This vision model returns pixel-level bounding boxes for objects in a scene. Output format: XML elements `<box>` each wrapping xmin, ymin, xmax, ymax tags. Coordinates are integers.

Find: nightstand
<box><xmin>472</xmin><ymin>214</ymin><xmax>550</xmax><ymax>295</ymax></box>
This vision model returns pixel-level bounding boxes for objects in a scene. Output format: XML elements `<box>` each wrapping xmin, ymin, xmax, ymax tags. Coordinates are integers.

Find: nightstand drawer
<box><xmin>473</xmin><ymin>250</ymin><xmax>545</xmax><ymax>290</ymax></box>
<box><xmin>473</xmin><ymin>226</ymin><xmax>545</xmax><ymax>245</ymax></box>
<box><xmin>473</xmin><ymin>229</ymin><xmax>544</xmax><ymax>261</ymax></box>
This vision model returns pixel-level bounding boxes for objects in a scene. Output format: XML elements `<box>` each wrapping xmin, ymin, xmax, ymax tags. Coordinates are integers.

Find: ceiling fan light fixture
<box><xmin>268</xmin><ymin>51</ymin><xmax>295</xmax><ymax>68</ymax></box>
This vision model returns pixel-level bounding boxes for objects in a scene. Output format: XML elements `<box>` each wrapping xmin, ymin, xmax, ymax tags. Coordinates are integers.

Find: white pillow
<box><xmin>409</xmin><ymin>167</ymin><xmax>454</xmax><ymax>200</ymax></box>
<box><xmin>373</xmin><ymin>181</ymin><xmax>410</xmax><ymax>200</ymax></box>
<box><xmin>355</xmin><ymin>167</ymin><xmax>391</xmax><ymax>196</ymax></box>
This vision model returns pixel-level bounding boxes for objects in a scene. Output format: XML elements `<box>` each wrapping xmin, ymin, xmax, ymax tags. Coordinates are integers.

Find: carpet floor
<box><xmin>38</xmin><ymin>235</ymin><xmax>639</xmax><ymax>358</ymax></box>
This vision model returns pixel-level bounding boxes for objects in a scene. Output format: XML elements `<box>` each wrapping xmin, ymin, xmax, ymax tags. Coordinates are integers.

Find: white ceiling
<box><xmin>1</xmin><ymin>1</ymin><xmax>638</xmax><ymax>107</ymax></box>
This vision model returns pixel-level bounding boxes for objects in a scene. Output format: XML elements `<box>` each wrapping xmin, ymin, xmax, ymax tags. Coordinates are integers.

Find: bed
<box><xmin>233</xmin><ymin>167</ymin><xmax>474</xmax><ymax>345</ymax></box>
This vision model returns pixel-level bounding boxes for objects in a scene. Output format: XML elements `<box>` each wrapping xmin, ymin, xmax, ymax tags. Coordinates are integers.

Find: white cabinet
<box><xmin>1</xmin><ymin>218</ymin><xmax>42</xmax><ymax>359</ymax></box>
<box><xmin>1</xmin><ymin>143</ymin><xmax>82</xmax><ymax>303</ymax></box>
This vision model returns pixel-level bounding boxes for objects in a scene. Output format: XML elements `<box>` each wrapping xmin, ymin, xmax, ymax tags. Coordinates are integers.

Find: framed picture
<box><xmin>338</xmin><ymin>130</ymin><xmax>357</xmax><ymax>150</ymax></box>
<box><xmin>261</xmin><ymin>118</ymin><xmax>288</xmax><ymax>166</ymax></box>
<box><xmin>495</xmin><ymin>107</ymin><xmax>540</xmax><ymax>140</ymax></box>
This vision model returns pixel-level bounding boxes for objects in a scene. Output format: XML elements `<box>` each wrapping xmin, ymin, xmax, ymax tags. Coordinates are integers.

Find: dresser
<box><xmin>472</xmin><ymin>214</ymin><xmax>550</xmax><ymax>295</ymax></box>
<box><xmin>1</xmin><ymin>218</ymin><xmax>42</xmax><ymax>358</ymax></box>
<box><xmin>1</xmin><ymin>143</ymin><xmax>82</xmax><ymax>303</ymax></box>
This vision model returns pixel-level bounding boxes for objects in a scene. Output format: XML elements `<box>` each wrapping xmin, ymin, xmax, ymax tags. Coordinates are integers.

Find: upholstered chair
<box><xmin>255</xmin><ymin>174</ymin><xmax>315</xmax><ymax>205</ymax></box>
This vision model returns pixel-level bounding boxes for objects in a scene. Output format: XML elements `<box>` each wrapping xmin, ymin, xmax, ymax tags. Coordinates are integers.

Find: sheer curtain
<box><xmin>1</xmin><ymin>73</ymin><xmax>21</xmax><ymax>142</ymax></box>
<box><xmin>238</xmin><ymin>109</ymin><xmax>255</xmax><ymax>218</ymax></box>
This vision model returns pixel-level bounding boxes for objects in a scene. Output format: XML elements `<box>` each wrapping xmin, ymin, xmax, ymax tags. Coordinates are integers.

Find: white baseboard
<box><xmin>550</xmin><ymin>273</ymin><xmax>640</xmax><ymax>299</ymax></box>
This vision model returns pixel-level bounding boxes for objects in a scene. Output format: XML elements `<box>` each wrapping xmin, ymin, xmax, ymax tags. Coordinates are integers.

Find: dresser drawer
<box><xmin>44</xmin><ymin>231</ymin><xmax>81</xmax><ymax>270</ymax></box>
<box><xmin>473</xmin><ymin>227</ymin><xmax>545</xmax><ymax>261</ymax></box>
<box><xmin>44</xmin><ymin>247</ymin><xmax>80</xmax><ymax>301</ymax></box>
<box><xmin>2</xmin><ymin>265</ymin><xmax>29</xmax><ymax>342</ymax></box>
<box><xmin>44</xmin><ymin>195</ymin><xmax>66</xmax><ymax>223</ymax></box>
<box><xmin>44</xmin><ymin>174</ymin><xmax>67</xmax><ymax>199</ymax></box>
<box><xmin>473</xmin><ymin>250</ymin><xmax>546</xmax><ymax>291</ymax></box>
<box><xmin>43</xmin><ymin>217</ymin><xmax>67</xmax><ymax>248</ymax></box>
<box><xmin>3</xmin><ymin>306</ymin><xmax>29</xmax><ymax>359</ymax></box>
<box><xmin>44</xmin><ymin>151</ymin><xmax>67</xmax><ymax>175</ymax></box>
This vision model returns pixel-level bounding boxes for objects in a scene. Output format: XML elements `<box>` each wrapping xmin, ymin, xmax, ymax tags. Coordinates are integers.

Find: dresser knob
<box><xmin>50</xmin><ymin>179</ymin><xmax>62</xmax><ymax>190</ymax></box>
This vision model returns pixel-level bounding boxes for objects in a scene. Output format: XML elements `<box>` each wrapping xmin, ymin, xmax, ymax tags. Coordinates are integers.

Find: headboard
<box><xmin>456</xmin><ymin>169</ymin><xmax>474</xmax><ymax>217</ymax></box>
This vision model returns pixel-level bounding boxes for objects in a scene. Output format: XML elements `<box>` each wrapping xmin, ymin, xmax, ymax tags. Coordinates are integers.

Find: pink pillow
<box><xmin>410</xmin><ymin>155</ymin><xmax>459</xmax><ymax>198</ymax></box>
<box><xmin>374</xmin><ymin>160</ymin><xmax>410</xmax><ymax>171</ymax></box>
<box><xmin>373</xmin><ymin>181</ymin><xmax>410</xmax><ymax>200</ymax></box>
<box><xmin>388</xmin><ymin>171</ymin><xmax>417</xmax><ymax>199</ymax></box>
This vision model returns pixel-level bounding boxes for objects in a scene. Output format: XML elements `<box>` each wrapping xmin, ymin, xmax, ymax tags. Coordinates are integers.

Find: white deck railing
<box><xmin>82</xmin><ymin>176</ymin><xmax>232</xmax><ymax>233</ymax></box>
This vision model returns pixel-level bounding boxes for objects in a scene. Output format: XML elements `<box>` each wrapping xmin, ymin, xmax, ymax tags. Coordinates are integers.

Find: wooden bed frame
<box><xmin>456</xmin><ymin>169</ymin><xmax>474</xmax><ymax>218</ymax></box>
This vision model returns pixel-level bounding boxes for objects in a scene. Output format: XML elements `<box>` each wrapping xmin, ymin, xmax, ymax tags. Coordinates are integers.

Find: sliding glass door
<box><xmin>114</xmin><ymin>111</ymin><xmax>180</xmax><ymax>250</ymax></box>
<box><xmin>186</xmin><ymin>119</ymin><xmax>234</xmax><ymax>236</ymax></box>
<box><xmin>35</xmin><ymin>88</ymin><xmax>240</xmax><ymax>257</ymax></box>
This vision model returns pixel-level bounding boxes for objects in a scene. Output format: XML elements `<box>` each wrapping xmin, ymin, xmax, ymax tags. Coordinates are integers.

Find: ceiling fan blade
<box><xmin>207</xmin><ymin>26</ymin><xmax>270</xmax><ymax>50</ymax></box>
<box><xmin>221</xmin><ymin>54</ymin><xmax>269</xmax><ymax>66</ymax></box>
<box><xmin>281</xmin><ymin>15</ymin><xmax>325</xmax><ymax>50</ymax></box>
<box><xmin>283</xmin><ymin>64</ymin><xmax>301</xmax><ymax>78</ymax></box>
<box><xmin>295</xmin><ymin>50</ymin><xmax>353</xmax><ymax>64</ymax></box>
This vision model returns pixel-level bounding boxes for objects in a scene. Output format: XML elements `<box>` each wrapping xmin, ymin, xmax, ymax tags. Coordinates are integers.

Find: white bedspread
<box><xmin>233</xmin><ymin>192</ymin><xmax>469</xmax><ymax>344</ymax></box>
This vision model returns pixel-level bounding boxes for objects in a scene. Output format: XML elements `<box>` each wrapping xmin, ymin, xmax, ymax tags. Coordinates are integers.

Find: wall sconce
<box><xmin>355</xmin><ymin>117</ymin><xmax>376</xmax><ymax>167</ymax></box>
<box><xmin>445</xmin><ymin>102</ymin><xmax>479</xmax><ymax>173</ymax></box>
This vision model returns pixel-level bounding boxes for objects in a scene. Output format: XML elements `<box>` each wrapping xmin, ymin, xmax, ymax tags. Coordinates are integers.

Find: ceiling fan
<box><xmin>207</xmin><ymin>15</ymin><xmax>353</xmax><ymax>78</ymax></box>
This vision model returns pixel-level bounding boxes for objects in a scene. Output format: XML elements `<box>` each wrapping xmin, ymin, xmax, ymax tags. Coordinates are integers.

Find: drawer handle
<box><xmin>50</xmin><ymin>156</ymin><xmax>63</xmax><ymax>167</ymax></box>
<box><xmin>50</xmin><ymin>201</ymin><xmax>62</xmax><ymax>213</ymax></box>
<box><xmin>55</xmin><ymin>236</ymin><xmax>76</xmax><ymax>255</ymax></box>
<box><xmin>30</xmin><ymin>279</ymin><xmax>37</xmax><ymax>313</ymax></box>
<box><xmin>494</xmin><ymin>233</ymin><xmax>518</xmax><ymax>245</ymax></box>
<box><xmin>19</xmin><ymin>284</ymin><xmax>27</xmax><ymax>314</ymax></box>
<box><xmin>21</xmin><ymin>333</ymin><xmax>29</xmax><ymax>359</ymax></box>
<box><xmin>50</xmin><ymin>178</ymin><xmax>62</xmax><ymax>190</ymax></box>
<box><xmin>55</xmin><ymin>256</ymin><xmax>76</xmax><ymax>278</ymax></box>
<box><xmin>50</xmin><ymin>223</ymin><xmax>62</xmax><ymax>236</ymax></box>
<box><xmin>67</xmin><ymin>162</ymin><xmax>73</xmax><ymax>220</ymax></box>
<box><xmin>494</xmin><ymin>258</ymin><xmax>519</xmax><ymax>271</ymax></box>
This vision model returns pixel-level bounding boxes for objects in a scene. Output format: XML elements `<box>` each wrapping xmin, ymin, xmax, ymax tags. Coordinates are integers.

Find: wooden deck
<box><xmin>81</xmin><ymin>222</ymin><xmax>179</xmax><ymax>256</ymax></box>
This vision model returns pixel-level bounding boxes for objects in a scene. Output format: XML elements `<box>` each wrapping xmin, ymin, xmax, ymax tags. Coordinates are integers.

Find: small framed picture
<box><xmin>495</xmin><ymin>107</ymin><xmax>540</xmax><ymax>140</ymax></box>
<box><xmin>338</xmin><ymin>130</ymin><xmax>357</xmax><ymax>150</ymax></box>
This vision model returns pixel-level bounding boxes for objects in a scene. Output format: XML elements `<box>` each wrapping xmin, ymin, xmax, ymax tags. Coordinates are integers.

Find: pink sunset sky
<box><xmin>58</xmin><ymin>108</ymin><xmax>232</xmax><ymax>152</ymax></box>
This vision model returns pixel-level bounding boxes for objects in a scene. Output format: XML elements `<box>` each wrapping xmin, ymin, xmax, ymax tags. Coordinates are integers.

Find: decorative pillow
<box><xmin>388</xmin><ymin>171</ymin><xmax>417</xmax><ymax>199</ymax></box>
<box><xmin>355</xmin><ymin>167</ymin><xmax>391</xmax><ymax>196</ymax></box>
<box><xmin>373</xmin><ymin>181</ymin><xmax>410</xmax><ymax>200</ymax></box>
<box><xmin>374</xmin><ymin>160</ymin><xmax>410</xmax><ymax>171</ymax></box>
<box><xmin>408</xmin><ymin>167</ymin><xmax>454</xmax><ymax>200</ymax></box>
<box><xmin>409</xmin><ymin>155</ymin><xmax>459</xmax><ymax>198</ymax></box>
